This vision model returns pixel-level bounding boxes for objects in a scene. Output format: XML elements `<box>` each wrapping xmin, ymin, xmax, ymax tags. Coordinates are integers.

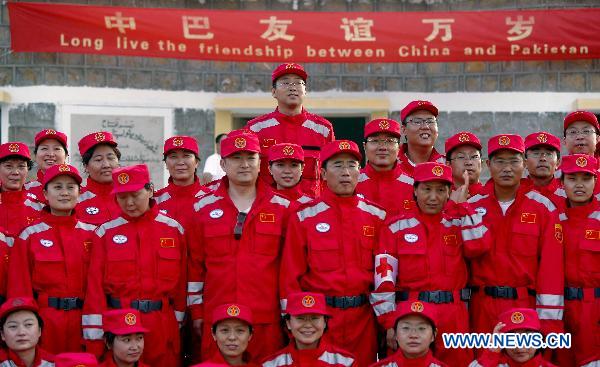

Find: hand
<box><xmin>192</xmin><ymin>319</ymin><xmax>203</xmax><ymax>338</ymax></box>
<box><xmin>489</xmin><ymin>321</ymin><xmax>505</xmax><ymax>353</ymax></box>
<box><xmin>450</xmin><ymin>171</ymin><xmax>470</xmax><ymax>203</ymax></box>
<box><xmin>386</xmin><ymin>328</ymin><xmax>398</xmax><ymax>350</ymax></box>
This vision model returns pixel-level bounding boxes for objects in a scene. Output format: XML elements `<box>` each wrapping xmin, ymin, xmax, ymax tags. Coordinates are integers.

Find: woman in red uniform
<box><xmin>267</xmin><ymin>143</ymin><xmax>313</xmax><ymax>204</ymax></box>
<box><xmin>25</xmin><ymin>129</ymin><xmax>68</xmax><ymax>200</ymax></box>
<box><xmin>0</xmin><ymin>142</ymin><xmax>44</xmax><ymax>237</ymax></box>
<box><xmin>370</xmin><ymin>301</ymin><xmax>447</xmax><ymax>367</ymax></box>
<box><xmin>83</xmin><ymin>164</ymin><xmax>187</xmax><ymax>367</ymax></box>
<box><xmin>0</xmin><ymin>297</ymin><xmax>54</xmax><ymax>366</ymax></box>
<box><xmin>8</xmin><ymin>163</ymin><xmax>96</xmax><ymax>354</ymax></box>
<box><xmin>99</xmin><ymin>309</ymin><xmax>149</xmax><ymax>367</ymax></box>
<box><xmin>76</xmin><ymin>131</ymin><xmax>121</xmax><ymax>226</ymax></box>
<box><xmin>262</xmin><ymin>292</ymin><xmax>357</xmax><ymax>367</ymax></box>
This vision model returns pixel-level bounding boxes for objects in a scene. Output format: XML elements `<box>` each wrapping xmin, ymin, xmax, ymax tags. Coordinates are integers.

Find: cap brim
<box><xmin>525</xmin><ymin>142</ymin><xmax>559</xmax><ymax>151</ymax></box>
<box><xmin>212</xmin><ymin>316</ymin><xmax>254</xmax><ymax>327</ymax></box>
<box><xmin>164</xmin><ymin>147</ymin><xmax>199</xmax><ymax>156</ymax></box>
<box><xmin>395</xmin><ymin>312</ymin><xmax>436</xmax><ymax>329</ymax></box>
<box><xmin>108</xmin><ymin>326</ymin><xmax>149</xmax><ymax>335</ymax></box>
<box><xmin>448</xmin><ymin>141</ymin><xmax>482</xmax><ymax>154</ymax></box>
<box><xmin>46</xmin><ymin>171</ymin><xmax>82</xmax><ymax>186</ymax></box>
<box><xmin>0</xmin><ymin>305</ymin><xmax>39</xmax><ymax>321</ymax></box>
<box><xmin>222</xmin><ymin>148</ymin><xmax>260</xmax><ymax>158</ymax></box>
<box><xmin>288</xmin><ymin>309</ymin><xmax>331</xmax><ymax>317</ymax></box>
<box><xmin>84</xmin><ymin>140</ymin><xmax>118</xmax><ymax>155</ymax></box>
<box><xmin>112</xmin><ymin>183</ymin><xmax>146</xmax><ymax>194</ymax></box>
<box><xmin>36</xmin><ymin>136</ymin><xmax>67</xmax><ymax>147</ymax></box>
<box><xmin>488</xmin><ymin>147</ymin><xmax>523</xmax><ymax>157</ymax></box>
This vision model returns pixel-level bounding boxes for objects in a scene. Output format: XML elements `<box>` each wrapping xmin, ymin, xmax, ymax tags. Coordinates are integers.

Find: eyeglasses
<box><xmin>365</xmin><ymin>138</ymin><xmax>400</xmax><ymax>146</ymax></box>
<box><xmin>490</xmin><ymin>158</ymin><xmax>523</xmax><ymax>167</ymax></box>
<box><xmin>406</xmin><ymin>117</ymin><xmax>437</xmax><ymax>127</ymax></box>
<box><xmin>233</xmin><ymin>212</ymin><xmax>248</xmax><ymax>240</ymax></box>
<box><xmin>276</xmin><ymin>81</ymin><xmax>306</xmax><ymax>89</ymax></box>
<box><xmin>0</xmin><ymin>163</ymin><xmax>28</xmax><ymax>172</ymax></box>
<box><xmin>565</xmin><ymin>129</ymin><xmax>596</xmax><ymax>137</ymax></box>
<box><xmin>397</xmin><ymin>324</ymin><xmax>432</xmax><ymax>335</ymax></box>
<box><xmin>527</xmin><ymin>151</ymin><xmax>556</xmax><ymax>159</ymax></box>
<box><xmin>450</xmin><ymin>154</ymin><xmax>481</xmax><ymax>162</ymax></box>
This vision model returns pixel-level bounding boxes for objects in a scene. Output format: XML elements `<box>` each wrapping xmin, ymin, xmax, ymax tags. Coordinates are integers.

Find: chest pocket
<box><xmin>579</xmin><ymin>230</ymin><xmax>600</xmax><ymax>273</ymax></box>
<box><xmin>157</xmin><ymin>246</ymin><xmax>181</xmax><ymax>282</ymax></box>
<box><xmin>511</xmin><ymin>222</ymin><xmax>540</xmax><ymax>257</ymax></box>
<box><xmin>253</xmin><ymin>222</ymin><xmax>282</xmax><ymax>257</ymax></box>
<box><xmin>308</xmin><ymin>230</ymin><xmax>340</xmax><ymax>272</ymax></box>
<box><xmin>360</xmin><ymin>228</ymin><xmax>376</xmax><ymax>271</ymax></box>
<box><xmin>441</xmin><ymin>232</ymin><xmax>463</xmax><ymax>275</ymax></box>
<box><xmin>106</xmin><ymin>244</ymin><xmax>137</xmax><ymax>284</ymax></box>
<box><xmin>32</xmin><ymin>244</ymin><xmax>64</xmax><ymax>287</ymax></box>
<box><xmin>204</xmin><ymin>224</ymin><xmax>232</xmax><ymax>257</ymax></box>
<box><xmin>396</xmin><ymin>230</ymin><xmax>427</xmax><ymax>282</ymax></box>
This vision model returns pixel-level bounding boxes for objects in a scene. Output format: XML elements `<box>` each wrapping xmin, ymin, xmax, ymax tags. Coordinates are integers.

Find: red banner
<box><xmin>8</xmin><ymin>2</ymin><xmax>600</xmax><ymax>63</ymax></box>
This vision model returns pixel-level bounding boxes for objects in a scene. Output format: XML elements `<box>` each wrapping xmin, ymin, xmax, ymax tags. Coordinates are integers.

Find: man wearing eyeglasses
<box><xmin>280</xmin><ymin>140</ymin><xmax>386</xmax><ymax>367</ymax></box>
<box><xmin>521</xmin><ymin>132</ymin><xmax>564</xmax><ymax>211</ymax></box>
<box><xmin>356</xmin><ymin>118</ymin><xmax>415</xmax><ymax>217</ymax></box>
<box><xmin>246</xmin><ymin>63</ymin><xmax>335</xmax><ymax>198</ymax></box>
<box><xmin>563</xmin><ymin>110</ymin><xmax>600</xmax><ymax>158</ymax></box>
<box><xmin>445</xmin><ymin>131</ymin><xmax>485</xmax><ymax>198</ymax></box>
<box><xmin>398</xmin><ymin>100</ymin><xmax>446</xmax><ymax>177</ymax></box>
<box><xmin>467</xmin><ymin>134</ymin><xmax>564</xmax><ymax>344</ymax></box>
<box><xmin>187</xmin><ymin>129</ymin><xmax>293</xmax><ymax>362</ymax></box>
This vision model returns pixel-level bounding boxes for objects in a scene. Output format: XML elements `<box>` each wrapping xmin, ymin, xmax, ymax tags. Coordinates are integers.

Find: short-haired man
<box><xmin>445</xmin><ymin>131</ymin><xmax>485</xmax><ymax>198</ymax></box>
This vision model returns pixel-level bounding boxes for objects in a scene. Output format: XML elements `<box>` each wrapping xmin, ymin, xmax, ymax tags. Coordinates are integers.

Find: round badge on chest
<box><xmin>40</xmin><ymin>239</ymin><xmax>53</xmax><ymax>247</ymax></box>
<box><xmin>316</xmin><ymin>223</ymin><xmax>330</xmax><ymax>233</ymax></box>
<box><xmin>209</xmin><ymin>209</ymin><xmax>224</xmax><ymax>219</ymax></box>
<box><xmin>86</xmin><ymin>206</ymin><xmax>99</xmax><ymax>215</ymax></box>
<box><xmin>112</xmin><ymin>235</ymin><xmax>128</xmax><ymax>244</ymax></box>
<box><xmin>404</xmin><ymin>234</ymin><xmax>419</xmax><ymax>243</ymax></box>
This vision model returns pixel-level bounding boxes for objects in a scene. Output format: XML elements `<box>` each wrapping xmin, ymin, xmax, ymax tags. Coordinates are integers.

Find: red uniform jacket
<box><xmin>99</xmin><ymin>351</ymin><xmax>149</xmax><ymax>367</ymax></box>
<box><xmin>279</xmin><ymin>187</ymin><xmax>386</xmax><ymax>309</ymax></box>
<box><xmin>373</xmin><ymin>201</ymin><xmax>491</xmax><ymax>329</ymax></box>
<box><xmin>154</xmin><ymin>177</ymin><xmax>211</xmax><ymax>228</ymax></box>
<box><xmin>397</xmin><ymin>144</ymin><xmax>445</xmax><ymax>177</ymax></box>
<box><xmin>0</xmin><ymin>347</ymin><xmax>54</xmax><ymax>367</ymax></box>
<box><xmin>356</xmin><ymin>162</ymin><xmax>415</xmax><ymax>217</ymax></box>
<box><xmin>24</xmin><ymin>170</ymin><xmax>45</xmax><ymax>201</ymax></box>
<box><xmin>75</xmin><ymin>178</ymin><xmax>121</xmax><ymax>226</ymax></box>
<box><xmin>0</xmin><ymin>229</ymin><xmax>13</xmax><ymax>300</ymax></box>
<box><xmin>469</xmin><ymin>350</ymin><xmax>558</xmax><ymax>367</ymax></box>
<box><xmin>467</xmin><ymin>187</ymin><xmax>564</xmax><ymax>334</ymax></box>
<box><xmin>82</xmin><ymin>205</ymin><xmax>187</xmax><ymax>349</ymax></box>
<box><xmin>273</xmin><ymin>185</ymin><xmax>314</xmax><ymax>205</ymax></box>
<box><xmin>369</xmin><ymin>350</ymin><xmax>448</xmax><ymax>367</ymax></box>
<box><xmin>0</xmin><ymin>189</ymin><xmax>43</xmax><ymax>237</ymax></box>
<box><xmin>187</xmin><ymin>178</ymin><xmax>292</xmax><ymax>324</ymax></box>
<box><xmin>197</xmin><ymin>351</ymin><xmax>259</xmax><ymax>367</ymax></box>
<box><xmin>521</xmin><ymin>177</ymin><xmax>566</xmax><ymax>213</ymax></box>
<box><xmin>246</xmin><ymin>107</ymin><xmax>335</xmax><ymax>197</ymax></box>
<box><xmin>262</xmin><ymin>341</ymin><xmax>357</xmax><ymax>367</ymax></box>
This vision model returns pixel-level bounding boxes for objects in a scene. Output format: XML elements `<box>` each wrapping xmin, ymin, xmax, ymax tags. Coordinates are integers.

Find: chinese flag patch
<box><xmin>363</xmin><ymin>225</ymin><xmax>375</xmax><ymax>237</ymax></box>
<box><xmin>443</xmin><ymin>234</ymin><xmax>458</xmax><ymax>246</ymax></box>
<box><xmin>584</xmin><ymin>229</ymin><xmax>600</xmax><ymax>240</ymax></box>
<box><xmin>160</xmin><ymin>238</ymin><xmax>175</xmax><ymax>248</ymax></box>
<box><xmin>520</xmin><ymin>212</ymin><xmax>536</xmax><ymax>224</ymax></box>
<box><xmin>259</xmin><ymin>213</ymin><xmax>275</xmax><ymax>223</ymax></box>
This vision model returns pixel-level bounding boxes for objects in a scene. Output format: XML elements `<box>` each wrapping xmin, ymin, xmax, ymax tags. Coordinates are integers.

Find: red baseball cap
<box><xmin>34</xmin><ymin>128</ymin><xmax>67</xmax><ymax>147</ymax></box>
<box><xmin>364</xmin><ymin>118</ymin><xmax>401</xmax><ymax>139</ymax></box>
<box><xmin>401</xmin><ymin>100</ymin><xmax>439</xmax><ymax>122</ymax></box>
<box><xmin>561</xmin><ymin>154</ymin><xmax>598</xmax><ymax>176</ymax></box>
<box><xmin>524</xmin><ymin>131</ymin><xmax>560</xmax><ymax>152</ymax></box>
<box><xmin>220</xmin><ymin>129</ymin><xmax>261</xmax><ymax>158</ymax></box>
<box><xmin>393</xmin><ymin>301</ymin><xmax>438</xmax><ymax>329</ymax></box>
<box><xmin>0</xmin><ymin>142</ymin><xmax>31</xmax><ymax>161</ymax></box>
<box><xmin>320</xmin><ymin>140</ymin><xmax>362</xmax><ymax>166</ymax></box>
<box><xmin>111</xmin><ymin>164</ymin><xmax>150</xmax><ymax>194</ymax></box>
<box><xmin>414</xmin><ymin>162</ymin><xmax>453</xmax><ymax>185</ymax></box>
<box><xmin>102</xmin><ymin>308</ymin><xmax>149</xmax><ymax>335</ymax></box>
<box><xmin>564</xmin><ymin>110</ymin><xmax>600</xmax><ymax>132</ymax></box>
<box><xmin>55</xmin><ymin>353</ymin><xmax>98</xmax><ymax>367</ymax></box>
<box><xmin>0</xmin><ymin>297</ymin><xmax>39</xmax><ymax>321</ymax></box>
<box><xmin>211</xmin><ymin>303</ymin><xmax>253</xmax><ymax>327</ymax></box>
<box><xmin>499</xmin><ymin>308</ymin><xmax>541</xmax><ymax>333</ymax></box>
<box><xmin>488</xmin><ymin>134</ymin><xmax>525</xmax><ymax>157</ymax></box>
<box><xmin>42</xmin><ymin>164</ymin><xmax>82</xmax><ymax>187</ymax></box>
<box><xmin>78</xmin><ymin>131</ymin><xmax>117</xmax><ymax>157</ymax></box>
<box><xmin>268</xmin><ymin>143</ymin><xmax>304</xmax><ymax>163</ymax></box>
<box><xmin>445</xmin><ymin>132</ymin><xmax>482</xmax><ymax>155</ymax></box>
<box><xmin>286</xmin><ymin>292</ymin><xmax>330</xmax><ymax>317</ymax></box>
<box><xmin>164</xmin><ymin>136</ymin><xmax>199</xmax><ymax>156</ymax></box>
<box><xmin>272</xmin><ymin>63</ymin><xmax>308</xmax><ymax>82</ymax></box>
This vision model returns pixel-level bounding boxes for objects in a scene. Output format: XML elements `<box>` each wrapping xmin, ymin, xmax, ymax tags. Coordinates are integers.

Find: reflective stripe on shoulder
<box><xmin>525</xmin><ymin>190</ymin><xmax>557</xmax><ymax>212</ymax></box>
<box><xmin>302</xmin><ymin>119</ymin><xmax>331</xmax><ymax>138</ymax></box>
<box><xmin>75</xmin><ymin>221</ymin><xmax>97</xmax><ymax>232</ymax></box>
<box><xmin>154</xmin><ymin>191</ymin><xmax>171</xmax><ymax>204</ymax></box>
<box><xmin>96</xmin><ymin>217</ymin><xmax>128</xmax><ymax>238</ymax></box>
<box><xmin>271</xmin><ymin>195</ymin><xmax>291</xmax><ymax>208</ymax></box>
<box><xmin>24</xmin><ymin>180</ymin><xmax>41</xmax><ymax>190</ymax></box>
<box><xmin>262</xmin><ymin>353</ymin><xmax>293</xmax><ymax>367</ymax></box>
<box><xmin>554</xmin><ymin>188</ymin><xmax>566</xmax><ymax>198</ymax></box>
<box><xmin>589</xmin><ymin>211</ymin><xmax>600</xmax><ymax>221</ymax></box>
<box><xmin>318</xmin><ymin>351</ymin><xmax>355</xmax><ymax>367</ymax></box>
<box><xmin>397</xmin><ymin>174</ymin><xmax>414</xmax><ymax>185</ymax></box>
<box><xmin>193</xmin><ymin>195</ymin><xmax>223</xmax><ymax>212</ymax></box>
<box><xmin>195</xmin><ymin>188</ymin><xmax>210</xmax><ymax>197</ymax></box>
<box><xmin>77</xmin><ymin>190</ymin><xmax>97</xmax><ymax>203</ymax></box>
<box><xmin>559</xmin><ymin>213</ymin><xmax>567</xmax><ymax>221</ymax></box>
<box><xmin>357</xmin><ymin>200</ymin><xmax>386</xmax><ymax>220</ymax></box>
<box><xmin>581</xmin><ymin>360</ymin><xmax>600</xmax><ymax>367</ymax></box>
<box><xmin>388</xmin><ymin>217</ymin><xmax>419</xmax><ymax>234</ymax></box>
<box><xmin>357</xmin><ymin>172</ymin><xmax>369</xmax><ymax>183</ymax></box>
<box><xmin>19</xmin><ymin>222</ymin><xmax>51</xmax><ymax>241</ymax></box>
<box><xmin>249</xmin><ymin>118</ymin><xmax>279</xmax><ymax>133</ymax></box>
<box><xmin>377</xmin><ymin>362</ymin><xmax>398</xmax><ymax>367</ymax></box>
<box><xmin>40</xmin><ymin>361</ymin><xmax>54</xmax><ymax>367</ymax></box>
<box><xmin>297</xmin><ymin>202</ymin><xmax>330</xmax><ymax>222</ymax></box>
<box><xmin>297</xmin><ymin>195</ymin><xmax>313</xmax><ymax>204</ymax></box>
<box><xmin>0</xmin><ymin>232</ymin><xmax>14</xmax><ymax>247</ymax></box>
<box><xmin>24</xmin><ymin>199</ymin><xmax>44</xmax><ymax>211</ymax></box>
<box><xmin>467</xmin><ymin>194</ymin><xmax>489</xmax><ymax>204</ymax></box>
<box><xmin>155</xmin><ymin>213</ymin><xmax>184</xmax><ymax>235</ymax></box>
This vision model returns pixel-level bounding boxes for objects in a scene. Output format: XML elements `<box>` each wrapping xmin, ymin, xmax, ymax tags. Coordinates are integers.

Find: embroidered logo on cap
<box><xmin>458</xmin><ymin>133</ymin><xmax>470</xmax><ymax>142</ymax></box>
<box><xmin>95</xmin><ymin>132</ymin><xmax>105</xmax><ymax>142</ymax></box>
<box><xmin>117</xmin><ymin>173</ymin><xmax>129</xmax><ymax>185</ymax></box>
<box><xmin>302</xmin><ymin>295</ymin><xmax>315</xmax><ymax>308</ymax></box>
<box><xmin>511</xmin><ymin>311</ymin><xmax>524</xmax><ymax>324</ymax></box>
<box><xmin>282</xmin><ymin>145</ymin><xmax>294</xmax><ymax>156</ymax></box>
<box><xmin>378</xmin><ymin>120</ymin><xmax>390</xmax><ymax>130</ymax></box>
<box><xmin>537</xmin><ymin>133</ymin><xmax>547</xmax><ymax>143</ymax></box>
<box><xmin>286</xmin><ymin>63</ymin><xmax>298</xmax><ymax>69</ymax></box>
<box><xmin>576</xmin><ymin>156</ymin><xmax>588</xmax><ymax>167</ymax></box>
<box><xmin>172</xmin><ymin>137</ymin><xmax>184</xmax><ymax>147</ymax></box>
<box><xmin>234</xmin><ymin>137</ymin><xmax>247</xmax><ymax>149</ymax></box>
<box><xmin>338</xmin><ymin>141</ymin><xmax>351</xmax><ymax>150</ymax></box>
<box><xmin>8</xmin><ymin>144</ymin><xmax>20</xmax><ymax>153</ymax></box>
<box><xmin>417</xmin><ymin>101</ymin><xmax>425</xmax><ymax>106</ymax></box>
<box><xmin>124</xmin><ymin>312</ymin><xmax>137</xmax><ymax>325</ymax></box>
<box><xmin>45</xmin><ymin>129</ymin><xmax>57</xmax><ymax>135</ymax></box>
<box><xmin>58</xmin><ymin>164</ymin><xmax>70</xmax><ymax>172</ymax></box>
<box><xmin>12</xmin><ymin>298</ymin><xmax>24</xmax><ymax>307</ymax></box>
<box><xmin>227</xmin><ymin>305</ymin><xmax>241</xmax><ymax>316</ymax></box>
<box><xmin>498</xmin><ymin>136</ymin><xmax>510</xmax><ymax>146</ymax></box>
<box><xmin>432</xmin><ymin>166</ymin><xmax>444</xmax><ymax>177</ymax></box>
<box><xmin>411</xmin><ymin>301</ymin><xmax>424</xmax><ymax>312</ymax></box>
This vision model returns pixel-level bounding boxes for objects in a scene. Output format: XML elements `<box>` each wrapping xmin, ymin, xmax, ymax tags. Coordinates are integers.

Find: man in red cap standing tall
<box><xmin>467</xmin><ymin>134</ymin><xmax>564</xmax><ymax>340</ymax></box>
<box><xmin>445</xmin><ymin>131</ymin><xmax>485</xmax><ymax>197</ymax></box>
<box><xmin>187</xmin><ymin>129</ymin><xmax>292</xmax><ymax>362</ymax></box>
<box><xmin>280</xmin><ymin>140</ymin><xmax>386</xmax><ymax>367</ymax></box>
<box><xmin>398</xmin><ymin>100</ymin><xmax>445</xmax><ymax>177</ymax></box>
<box><xmin>356</xmin><ymin>118</ymin><xmax>415</xmax><ymax>217</ymax></box>
<box><xmin>246</xmin><ymin>63</ymin><xmax>335</xmax><ymax>198</ymax></box>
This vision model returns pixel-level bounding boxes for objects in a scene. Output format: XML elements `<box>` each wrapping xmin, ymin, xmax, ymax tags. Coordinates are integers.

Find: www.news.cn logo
<box><xmin>442</xmin><ymin>332</ymin><xmax>571</xmax><ymax>349</ymax></box>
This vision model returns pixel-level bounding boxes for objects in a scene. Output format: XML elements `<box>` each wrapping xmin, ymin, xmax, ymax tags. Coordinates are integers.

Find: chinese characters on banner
<box><xmin>8</xmin><ymin>2</ymin><xmax>600</xmax><ymax>63</ymax></box>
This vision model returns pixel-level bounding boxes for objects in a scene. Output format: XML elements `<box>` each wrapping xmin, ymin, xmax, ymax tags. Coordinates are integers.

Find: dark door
<box><xmin>325</xmin><ymin>116</ymin><xmax>368</xmax><ymax>165</ymax></box>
